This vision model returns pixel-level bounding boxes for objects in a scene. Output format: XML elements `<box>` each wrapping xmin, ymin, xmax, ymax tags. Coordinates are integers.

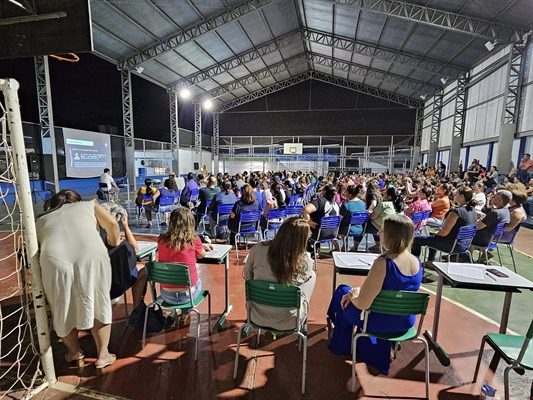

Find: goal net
<box><xmin>0</xmin><ymin>79</ymin><xmax>56</xmax><ymax>397</ymax></box>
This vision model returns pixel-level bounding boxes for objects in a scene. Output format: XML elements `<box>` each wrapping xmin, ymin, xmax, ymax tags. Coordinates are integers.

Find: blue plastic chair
<box><xmin>427</xmin><ymin>224</ymin><xmax>477</xmax><ymax>263</ymax></box>
<box><xmin>472</xmin><ymin>222</ymin><xmax>507</xmax><ymax>265</ymax></box>
<box><xmin>285</xmin><ymin>205</ymin><xmax>304</xmax><ymax>217</ymax></box>
<box><xmin>411</xmin><ymin>211</ymin><xmax>427</xmax><ymax>236</ymax></box>
<box><xmin>190</xmin><ymin>188</ymin><xmax>200</xmax><ymax>205</ymax></box>
<box><xmin>214</xmin><ymin>203</ymin><xmax>234</xmax><ymax>241</ymax></box>
<box><xmin>173</xmin><ymin>189</ymin><xmax>181</xmax><ymax>206</ymax></box>
<box><xmin>137</xmin><ymin>193</ymin><xmax>153</xmax><ymax>223</ymax></box>
<box><xmin>344</xmin><ymin>212</ymin><xmax>370</xmax><ymax>252</ymax></box>
<box><xmin>264</xmin><ymin>208</ymin><xmax>287</xmax><ymax>240</ymax></box>
<box><xmin>197</xmin><ymin>199</ymin><xmax>211</xmax><ymax>234</ymax></box>
<box><xmin>309</xmin><ymin>215</ymin><xmax>341</xmax><ymax>270</ymax></box>
<box><xmin>156</xmin><ymin>195</ymin><xmax>175</xmax><ymax>225</ymax></box>
<box><xmin>488</xmin><ymin>223</ymin><xmax>522</xmax><ymax>272</ymax></box>
<box><xmin>233</xmin><ymin>211</ymin><xmax>262</xmax><ymax>262</ymax></box>
<box><xmin>288</xmin><ymin>194</ymin><xmax>301</xmax><ymax>205</ymax></box>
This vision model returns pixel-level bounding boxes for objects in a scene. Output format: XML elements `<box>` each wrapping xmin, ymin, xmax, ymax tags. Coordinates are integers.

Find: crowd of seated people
<box><xmin>38</xmin><ymin>157</ymin><xmax>533</xmax><ymax>381</ymax></box>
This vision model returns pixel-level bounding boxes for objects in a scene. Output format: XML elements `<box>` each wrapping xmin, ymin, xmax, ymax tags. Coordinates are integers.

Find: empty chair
<box><xmin>197</xmin><ymin>199</ymin><xmax>211</xmax><ymax>234</ymax></box>
<box><xmin>473</xmin><ymin>317</ymin><xmax>533</xmax><ymax>400</ymax></box>
<box><xmin>288</xmin><ymin>194</ymin><xmax>301</xmax><ymax>205</ymax></box>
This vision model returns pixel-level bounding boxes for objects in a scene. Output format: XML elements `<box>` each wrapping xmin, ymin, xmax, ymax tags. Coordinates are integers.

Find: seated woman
<box><xmin>355</xmin><ymin>187</ymin><xmax>404</xmax><ymax>252</ymax></box>
<box><xmin>157</xmin><ymin>207</ymin><xmax>213</xmax><ymax>323</ymax></box>
<box><xmin>228</xmin><ymin>184</ymin><xmax>262</xmax><ymax>246</ymax></box>
<box><xmin>302</xmin><ymin>184</ymin><xmax>340</xmax><ymax>254</ymax></box>
<box><xmin>338</xmin><ymin>184</ymin><xmax>366</xmax><ymax>252</ymax></box>
<box><xmin>103</xmin><ymin>211</ymin><xmax>147</xmax><ymax>309</ymax></box>
<box><xmin>243</xmin><ymin>217</ymin><xmax>316</xmax><ymax>330</ymax></box>
<box><xmin>136</xmin><ymin>179</ymin><xmax>160</xmax><ymax>228</ymax></box>
<box><xmin>157</xmin><ymin>178</ymin><xmax>177</xmax><ymax>226</ymax></box>
<box><xmin>411</xmin><ymin>187</ymin><xmax>477</xmax><ymax>267</ymax></box>
<box><xmin>427</xmin><ymin>183</ymin><xmax>451</xmax><ymax>228</ymax></box>
<box><xmin>260</xmin><ymin>182</ymin><xmax>284</xmax><ymax>235</ymax></box>
<box><xmin>327</xmin><ymin>215</ymin><xmax>422</xmax><ymax>375</ymax></box>
<box><xmin>472</xmin><ymin>182</ymin><xmax>486</xmax><ymax>213</ymax></box>
<box><xmin>404</xmin><ymin>186</ymin><xmax>433</xmax><ymax>230</ymax></box>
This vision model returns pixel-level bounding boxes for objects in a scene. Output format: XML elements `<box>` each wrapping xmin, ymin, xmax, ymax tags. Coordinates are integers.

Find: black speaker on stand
<box><xmin>194</xmin><ymin>162</ymin><xmax>199</xmax><ymax>170</ymax></box>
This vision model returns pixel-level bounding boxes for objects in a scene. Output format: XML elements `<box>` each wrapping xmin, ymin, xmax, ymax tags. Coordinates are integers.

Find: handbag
<box><xmin>128</xmin><ymin>301</ymin><xmax>165</xmax><ymax>333</ymax></box>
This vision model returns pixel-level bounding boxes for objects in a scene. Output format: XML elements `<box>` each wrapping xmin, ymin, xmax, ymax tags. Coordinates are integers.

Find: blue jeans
<box><xmin>159</xmin><ymin>278</ymin><xmax>202</xmax><ymax>306</ymax></box>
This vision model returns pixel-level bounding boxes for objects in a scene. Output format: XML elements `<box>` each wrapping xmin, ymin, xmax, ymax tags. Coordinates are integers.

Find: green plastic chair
<box><xmin>351</xmin><ymin>290</ymin><xmax>431</xmax><ymax>399</ymax></box>
<box><xmin>473</xmin><ymin>319</ymin><xmax>533</xmax><ymax>400</ymax></box>
<box><xmin>143</xmin><ymin>262</ymin><xmax>211</xmax><ymax>361</ymax></box>
<box><xmin>233</xmin><ymin>280</ymin><xmax>308</xmax><ymax>394</ymax></box>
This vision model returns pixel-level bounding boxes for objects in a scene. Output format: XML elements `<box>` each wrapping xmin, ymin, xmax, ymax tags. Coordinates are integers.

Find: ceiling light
<box><xmin>8</xmin><ymin>0</ymin><xmax>26</xmax><ymax>9</ymax></box>
<box><xmin>135</xmin><ymin>66</ymin><xmax>144</xmax><ymax>74</ymax></box>
<box><xmin>180</xmin><ymin>88</ymin><xmax>191</xmax><ymax>99</ymax></box>
<box><xmin>485</xmin><ymin>40</ymin><xmax>496</xmax><ymax>51</ymax></box>
<box><xmin>440</xmin><ymin>77</ymin><xmax>448</xmax><ymax>85</ymax></box>
<box><xmin>420</xmin><ymin>93</ymin><xmax>427</xmax><ymax>100</ymax></box>
<box><xmin>203</xmin><ymin>99</ymin><xmax>213</xmax><ymax>110</ymax></box>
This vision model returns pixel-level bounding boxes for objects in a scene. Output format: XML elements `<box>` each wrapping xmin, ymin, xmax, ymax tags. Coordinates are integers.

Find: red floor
<box><xmin>27</xmin><ymin>231</ymin><xmax>533</xmax><ymax>400</ymax></box>
<box><xmin>10</xmin><ymin>229</ymin><xmax>533</xmax><ymax>399</ymax></box>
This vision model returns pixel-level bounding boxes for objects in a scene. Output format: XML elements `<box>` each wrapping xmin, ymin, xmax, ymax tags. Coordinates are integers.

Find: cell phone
<box><xmin>486</xmin><ymin>268</ymin><xmax>509</xmax><ymax>278</ymax></box>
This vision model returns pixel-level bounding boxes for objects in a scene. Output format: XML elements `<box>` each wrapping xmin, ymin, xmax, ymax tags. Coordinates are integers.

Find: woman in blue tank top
<box><xmin>327</xmin><ymin>214</ymin><xmax>422</xmax><ymax>374</ymax></box>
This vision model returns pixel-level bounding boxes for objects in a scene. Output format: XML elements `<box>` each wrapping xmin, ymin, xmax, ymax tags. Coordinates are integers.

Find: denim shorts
<box><xmin>159</xmin><ymin>278</ymin><xmax>202</xmax><ymax>305</ymax></box>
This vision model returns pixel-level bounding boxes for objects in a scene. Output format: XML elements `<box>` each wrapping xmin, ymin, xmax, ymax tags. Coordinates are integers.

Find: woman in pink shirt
<box><xmin>405</xmin><ymin>186</ymin><xmax>433</xmax><ymax>229</ymax></box>
<box><xmin>157</xmin><ymin>208</ymin><xmax>213</xmax><ymax>319</ymax></box>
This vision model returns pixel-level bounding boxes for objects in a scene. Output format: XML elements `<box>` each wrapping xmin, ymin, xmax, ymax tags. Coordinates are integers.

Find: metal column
<box><xmin>194</xmin><ymin>103</ymin><xmax>201</xmax><ymax>170</ymax></box>
<box><xmin>450</xmin><ymin>74</ymin><xmax>468</xmax><ymax>172</ymax></box>
<box><xmin>170</xmin><ymin>91</ymin><xmax>180</xmax><ymax>175</ymax></box>
<box><xmin>497</xmin><ymin>44</ymin><xmax>525</xmax><ymax>172</ymax></box>
<box><xmin>34</xmin><ymin>56</ymin><xmax>60</xmax><ymax>193</ymax></box>
<box><xmin>213</xmin><ymin>112</ymin><xmax>219</xmax><ymax>175</ymax></box>
<box><xmin>121</xmin><ymin>69</ymin><xmax>136</xmax><ymax>191</ymax></box>
<box><xmin>412</xmin><ymin>107</ymin><xmax>423</xmax><ymax>169</ymax></box>
<box><xmin>428</xmin><ymin>92</ymin><xmax>442</xmax><ymax>167</ymax></box>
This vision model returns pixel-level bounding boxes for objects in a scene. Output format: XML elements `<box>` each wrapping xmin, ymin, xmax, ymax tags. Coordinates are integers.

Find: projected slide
<box><xmin>63</xmin><ymin>128</ymin><xmax>111</xmax><ymax>178</ymax></box>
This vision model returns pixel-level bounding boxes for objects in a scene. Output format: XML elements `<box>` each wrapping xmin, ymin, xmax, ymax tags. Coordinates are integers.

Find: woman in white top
<box><xmin>243</xmin><ymin>217</ymin><xmax>316</xmax><ymax>330</ymax></box>
<box><xmin>473</xmin><ymin>182</ymin><xmax>486</xmax><ymax>212</ymax></box>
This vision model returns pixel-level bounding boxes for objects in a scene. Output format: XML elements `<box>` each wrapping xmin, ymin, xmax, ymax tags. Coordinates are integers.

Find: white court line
<box><xmin>419</xmin><ymin>286</ymin><xmax>519</xmax><ymax>336</ymax></box>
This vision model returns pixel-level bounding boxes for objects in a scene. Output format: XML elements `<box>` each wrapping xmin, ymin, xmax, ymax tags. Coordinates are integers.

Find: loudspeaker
<box><xmin>194</xmin><ymin>162</ymin><xmax>199</xmax><ymax>170</ymax></box>
<box><xmin>28</xmin><ymin>155</ymin><xmax>40</xmax><ymax>173</ymax></box>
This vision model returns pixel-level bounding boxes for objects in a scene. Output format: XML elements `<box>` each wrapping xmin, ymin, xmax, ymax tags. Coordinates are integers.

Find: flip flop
<box><xmin>96</xmin><ymin>354</ymin><xmax>117</xmax><ymax>376</ymax></box>
<box><xmin>65</xmin><ymin>350</ymin><xmax>85</xmax><ymax>367</ymax></box>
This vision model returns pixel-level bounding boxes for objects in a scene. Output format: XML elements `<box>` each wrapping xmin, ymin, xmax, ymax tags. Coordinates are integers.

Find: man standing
<box><xmin>100</xmin><ymin>168</ymin><xmax>120</xmax><ymax>200</ymax></box>
<box><xmin>517</xmin><ymin>153</ymin><xmax>533</xmax><ymax>183</ymax></box>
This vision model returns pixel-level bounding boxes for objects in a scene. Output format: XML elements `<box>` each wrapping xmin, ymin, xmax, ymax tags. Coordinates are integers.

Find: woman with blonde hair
<box><xmin>327</xmin><ymin>214</ymin><xmax>422</xmax><ymax>374</ymax></box>
<box><xmin>244</xmin><ymin>217</ymin><xmax>316</xmax><ymax>330</ymax></box>
<box><xmin>157</xmin><ymin>208</ymin><xmax>213</xmax><ymax>313</ymax></box>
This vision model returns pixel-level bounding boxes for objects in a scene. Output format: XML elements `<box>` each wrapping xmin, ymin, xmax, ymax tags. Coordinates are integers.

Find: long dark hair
<box><xmin>270</xmin><ymin>182</ymin><xmax>285</xmax><ymax>207</ymax></box>
<box><xmin>322</xmin><ymin>184</ymin><xmax>336</xmax><ymax>201</ymax></box>
<box><xmin>385</xmin><ymin>187</ymin><xmax>404</xmax><ymax>213</ymax></box>
<box><xmin>39</xmin><ymin>189</ymin><xmax>82</xmax><ymax>218</ymax></box>
<box><xmin>346</xmin><ymin>184</ymin><xmax>362</xmax><ymax>198</ymax></box>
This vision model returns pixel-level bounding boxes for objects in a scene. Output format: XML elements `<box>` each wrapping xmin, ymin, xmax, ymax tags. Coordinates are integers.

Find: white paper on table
<box><xmin>137</xmin><ymin>241</ymin><xmax>157</xmax><ymax>253</ymax></box>
<box><xmin>447</xmin><ymin>263</ymin><xmax>485</xmax><ymax>280</ymax></box>
<box><xmin>336</xmin><ymin>253</ymin><xmax>377</xmax><ymax>268</ymax></box>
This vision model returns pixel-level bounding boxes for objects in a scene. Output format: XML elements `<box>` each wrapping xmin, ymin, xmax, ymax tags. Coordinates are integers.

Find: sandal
<box><xmin>65</xmin><ymin>350</ymin><xmax>85</xmax><ymax>367</ymax></box>
<box><xmin>145</xmin><ymin>223</ymin><xmax>152</xmax><ymax>229</ymax></box>
<box><xmin>179</xmin><ymin>312</ymin><xmax>190</xmax><ymax>326</ymax></box>
<box><xmin>96</xmin><ymin>354</ymin><xmax>117</xmax><ymax>376</ymax></box>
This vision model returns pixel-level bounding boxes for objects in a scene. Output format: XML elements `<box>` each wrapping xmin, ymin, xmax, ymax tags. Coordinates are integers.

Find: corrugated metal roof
<box><xmin>89</xmin><ymin>0</ymin><xmax>533</xmax><ymax>109</ymax></box>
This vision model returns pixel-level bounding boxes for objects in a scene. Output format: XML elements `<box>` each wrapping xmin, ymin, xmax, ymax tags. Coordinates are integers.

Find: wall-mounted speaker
<box><xmin>194</xmin><ymin>162</ymin><xmax>199</xmax><ymax>170</ymax></box>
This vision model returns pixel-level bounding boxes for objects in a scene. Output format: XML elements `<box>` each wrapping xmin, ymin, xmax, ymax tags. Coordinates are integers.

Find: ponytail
<box><xmin>385</xmin><ymin>187</ymin><xmax>404</xmax><ymax>213</ymax></box>
<box><xmin>465</xmin><ymin>198</ymin><xmax>478</xmax><ymax>211</ymax></box>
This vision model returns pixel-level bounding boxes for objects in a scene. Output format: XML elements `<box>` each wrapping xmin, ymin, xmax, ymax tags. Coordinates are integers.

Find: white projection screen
<box><xmin>63</xmin><ymin>128</ymin><xmax>111</xmax><ymax>178</ymax></box>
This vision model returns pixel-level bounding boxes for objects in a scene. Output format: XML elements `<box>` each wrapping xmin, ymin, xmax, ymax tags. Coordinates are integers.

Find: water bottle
<box><xmin>480</xmin><ymin>383</ymin><xmax>496</xmax><ymax>399</ymax></box>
